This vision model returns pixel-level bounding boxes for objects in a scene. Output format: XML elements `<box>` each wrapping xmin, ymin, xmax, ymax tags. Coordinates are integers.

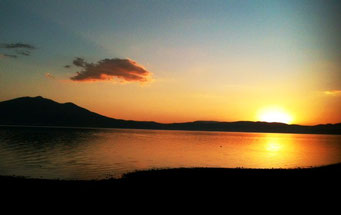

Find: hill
<box><xmin>0</xmin><ymin>96</ymin><xmax>340</xmax><ymax>134</ymax></box>
<box><xmin>0</xmin><ymin>96</ymin><xmax>159</xmax><ymax>129</ymax></box>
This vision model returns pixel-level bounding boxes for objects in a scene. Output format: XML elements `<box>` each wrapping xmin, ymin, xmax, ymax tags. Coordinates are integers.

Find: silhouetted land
<box><xmin>1</xmin><ymin>96</ymin><xmax>340</xmax><ymax>134</ymax></box>
<box><xmin>1</xmin><ymin>164</ymin><xmax>340</xmax><ymax>194</ymax></box>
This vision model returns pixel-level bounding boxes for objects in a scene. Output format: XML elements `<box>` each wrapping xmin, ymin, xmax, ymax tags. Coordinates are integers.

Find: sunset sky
<box><xmin>0</xmin><ymin>0</ymin><xmax>340</xmax><ymax>125</ymax></box>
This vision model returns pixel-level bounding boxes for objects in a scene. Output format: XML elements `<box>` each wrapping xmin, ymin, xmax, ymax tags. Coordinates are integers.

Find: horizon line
<box><xmin>1</xmin><ymin>95</ymin><xmax>340</xmax><ymax>127</ymax></box>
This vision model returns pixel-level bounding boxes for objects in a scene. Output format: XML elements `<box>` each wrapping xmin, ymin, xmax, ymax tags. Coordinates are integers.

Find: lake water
<box><xmin>0</xmin><ymin>126</ymin><xmax>340</xmax><ymax>180</ymax></box>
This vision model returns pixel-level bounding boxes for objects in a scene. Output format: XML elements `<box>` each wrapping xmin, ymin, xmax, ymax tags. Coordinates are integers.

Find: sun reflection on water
<box><xmin>266</xmin><ymin>141</ymin><xmax>282</xmax><ymax>153</ymax></box>
<box><xmin>253</xmin><ymin>133</ymin><xmax>301</xmax><ymax>167</ymax></box>
<box><xmin>1</xmin><ymin>127</ymin><xmax>341</xmax><ymax>180</ymax></box>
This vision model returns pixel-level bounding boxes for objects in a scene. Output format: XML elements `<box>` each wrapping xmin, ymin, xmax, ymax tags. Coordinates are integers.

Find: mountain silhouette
<box><xmin>0</xmin><ymin>96</ymin><xmax>159</xmax><ymax>128</ymax></box>
<box><xmin>0</xmin><ymin>96</ymin><xmax>340</xmax><ymax>134</ymax></box>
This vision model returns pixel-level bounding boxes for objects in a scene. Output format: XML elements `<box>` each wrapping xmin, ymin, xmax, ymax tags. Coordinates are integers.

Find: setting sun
<box><xmin>258</xmin><ymin>107</ymin><xmax>293</xmax><ymax>124</ymax></box>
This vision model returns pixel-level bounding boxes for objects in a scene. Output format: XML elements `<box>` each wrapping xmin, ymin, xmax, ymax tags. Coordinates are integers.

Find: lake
<box><xmin>0</xmin><ymin>126</ymin><xmax>340</xmax><ymax>180</ymax></box>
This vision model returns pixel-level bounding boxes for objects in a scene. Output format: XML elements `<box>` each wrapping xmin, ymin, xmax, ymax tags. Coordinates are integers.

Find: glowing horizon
<box><xmin>258</xmin><ymin>107</ymin><xmax>293</xmax><ymax>124</ymax></box>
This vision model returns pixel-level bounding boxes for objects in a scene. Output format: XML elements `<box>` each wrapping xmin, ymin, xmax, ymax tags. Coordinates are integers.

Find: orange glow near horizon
<box><xmin>258</xmin><ymin>107</ymin><xmax>293</xmax><ymax>124</ymax></box>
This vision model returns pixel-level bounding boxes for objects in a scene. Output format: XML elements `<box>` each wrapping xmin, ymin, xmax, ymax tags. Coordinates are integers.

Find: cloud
<box><xmin>69</xmin><ymin>58</ymin><xmax>152</xmax><ymax>83</ymax></box>
<box><xmin>0</xmin><ymin>42</ymin><xmax>35</xmax><ymax>50</ymax></box>
<box><xmin>16</xmin><ymin>50</ymin><xmax>31</xmax><ymax>56</ymax></box>
<box><xmin>0</xmin><ymin>53</ymin><xmax>17</xmax><ymax>58</ymax></box>
<box><xmin>0</xmin><ymin>42</ymin><xmax>35</xmax><ymax>59</ymax></box>
<box><xmin>64</xmin><ymin>65</ymin><xmax>71</xmax><ymax>68</ymax></box>
<box><xmin>73</xmin><ymin>57</ymin><xmax>86</xmax><ymax>67</ymax></box>
<box><xmin>45</xmin><ymin>73</ymin><xmax>55</xmax><ymax>79</ymax></box>
<box><xmin>324</xmin><ymin>90</ymin><xmax>341</xmax><ymax>96</ymax></box>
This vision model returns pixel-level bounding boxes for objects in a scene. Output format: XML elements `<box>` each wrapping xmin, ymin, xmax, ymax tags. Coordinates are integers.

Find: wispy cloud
<box><xmin>0</xmin><ymin>42</ymin><xmax>36</xmax><ymax>59</ymax></box>
<box><xmin>16</xmin><ymin>50</ymin><xmax>31</xmax><ymax>56</ymax></box>
<box><xmin>0</xmin><ymin>42</ymin><xmax>35</xmax><ymax>50</ymax></box>
<box><xmin>0</xmin><ymin>53</ymin><xmax>17</xmax><ymax>59</ymax></box>
<box><xmin>69</xmin><ymin>57</ymin><xmax>152</xmax><ymax>83</ymax></box>
<box><xmin>324</xmin><ymin>90</ymin><xmax>341</xmax><ymax>96</ymax></box>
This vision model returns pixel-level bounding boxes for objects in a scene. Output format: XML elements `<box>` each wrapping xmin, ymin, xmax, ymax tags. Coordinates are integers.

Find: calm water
<box><xmin>0</xmin><ymin>126</ymin><xmax>340</xmax><ymax>180</ymax></box>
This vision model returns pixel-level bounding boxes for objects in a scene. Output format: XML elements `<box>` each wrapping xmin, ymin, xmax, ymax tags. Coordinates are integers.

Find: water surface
<box><xmin>0</xmin><ymin>126</ymin><xmax>340</xmax><ymax>180</ymax></box>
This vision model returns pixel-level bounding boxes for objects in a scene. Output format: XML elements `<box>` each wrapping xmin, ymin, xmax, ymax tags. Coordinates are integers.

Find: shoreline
<box><xmin>1</xmin><ymin>124</ymin><xmax>340</xmax><ymax>136</ymax></box>
<box><xmin>1</xmin><ymin>163</ymin><xmax>340</xmax><ymax>188</ymax></box>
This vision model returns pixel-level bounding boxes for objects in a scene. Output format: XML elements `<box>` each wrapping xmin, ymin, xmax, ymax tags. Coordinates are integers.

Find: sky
<box><xmin>0</xmin><ymin>0</ymin><xmax>340</xmax><ymax>125</ymax></box>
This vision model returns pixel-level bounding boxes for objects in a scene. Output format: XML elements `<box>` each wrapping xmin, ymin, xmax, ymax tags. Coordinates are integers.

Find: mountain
<box><xmin>0</xmin><ymin>96</ymin><xmax>340</xmax><ymax>134</ymax></box>
<box><xmin>0</xmin><ymin>96</ymin><xmax>160</xmax><ymax>129</ymax></box>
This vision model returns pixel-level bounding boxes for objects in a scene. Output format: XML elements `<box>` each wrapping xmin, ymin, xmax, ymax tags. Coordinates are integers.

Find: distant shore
<box><xmin>1</xmin><ymin>96</ymin><xmax>341</xmax><ymax>135</ymax></box>
<box><xmin>1</xmin><ymin>124</ymin><xmax>341</xmax><ymax>136</ymax></box>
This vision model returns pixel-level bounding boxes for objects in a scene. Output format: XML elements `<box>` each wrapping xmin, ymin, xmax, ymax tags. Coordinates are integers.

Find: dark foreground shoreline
<box><xmin>1</xmin><ymin>163</ymin><xmax>341</xmax><ymax>193</ymax></box>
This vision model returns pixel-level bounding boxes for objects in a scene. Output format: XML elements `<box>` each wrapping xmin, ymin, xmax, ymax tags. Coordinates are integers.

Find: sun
<box><xmin>258</xmin><ymin>107</ymin><xmax>293</xmax><ymax>124</ymax></box>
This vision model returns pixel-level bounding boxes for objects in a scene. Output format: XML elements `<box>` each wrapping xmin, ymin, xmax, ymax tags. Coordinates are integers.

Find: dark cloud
<box><xmin>73</xmin><ymin>57</ymin><xmax>86</xmax><ymax>67</ymax></box>
<box><xmin>0</xmin><ymin>53</ymin><xmax>17</xmax><ymax>58</ymax></box>
<box><xmin>16</xmin><ymin>50</ymin><xmax>31</xmax><ymax>56</ymax></box>
<box><xmin>70</xmin><ymin>58</ymin><xmax>152</xmax><ymax>83</ymax></box>
<box><xmin>0</xmin><ymin>42</ymin><xmax>35</xmax><ymax>50</ymax></box>
<box><xmin>64</xmin><ymin>65</ymin><xmax>71</xmax><ymax>68</ymax></box>
<box><xmin>0</xmin><ymin>42</ymin><xmax>35</xmax><ymax>59</ymax></box>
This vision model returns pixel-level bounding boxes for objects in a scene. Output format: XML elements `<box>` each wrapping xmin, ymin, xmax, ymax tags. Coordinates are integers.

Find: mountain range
<box><xmin>0</xmin><ymin>96</ymin><xmax>340</xmax><ymax>134</ymax></box>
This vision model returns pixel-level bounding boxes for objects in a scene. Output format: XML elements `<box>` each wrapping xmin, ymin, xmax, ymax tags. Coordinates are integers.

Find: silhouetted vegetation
<box><xmin>1</xmin><ymin>163</ymin><xmax>340</xmax><ymax>194</ymax></box>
